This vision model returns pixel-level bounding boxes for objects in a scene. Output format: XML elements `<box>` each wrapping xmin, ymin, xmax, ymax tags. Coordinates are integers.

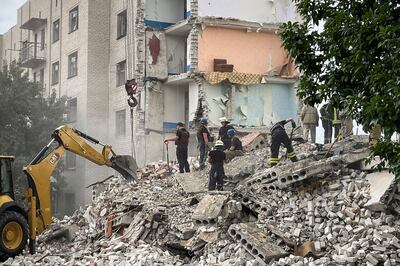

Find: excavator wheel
<box><xmin>0</xmin><ymin>211</ymin><xmax>28</xmax><ymax>260</ymax></box>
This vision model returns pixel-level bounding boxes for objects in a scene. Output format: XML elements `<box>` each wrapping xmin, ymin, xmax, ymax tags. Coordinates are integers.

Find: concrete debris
<box><xmin>6</xmin><ymin>135</ymin><xmax>400</xmax><ymax>266</ymax></box>
<box><xmin>175</xmin><ymin>172</ymin><xmax>206</xmax><ymax>193</ymax></box>
<box><xmin>192</xmin><ymin>194</ymin><xmax>229</xmax><ymax>224</ymax></box>
<box><xmin>365</xmin><ymin>171</ymin><xmax>395</xmax><ymax>211</ymax></box>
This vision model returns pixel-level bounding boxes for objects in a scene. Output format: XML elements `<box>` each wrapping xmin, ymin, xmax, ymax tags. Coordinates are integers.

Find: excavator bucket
<box><xmin>110</xmin><ymin>155</ymin><xmax>137</xmax><ymax>180</ymax></box>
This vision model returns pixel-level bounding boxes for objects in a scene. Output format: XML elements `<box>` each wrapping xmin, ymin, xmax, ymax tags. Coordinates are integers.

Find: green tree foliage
<box><xmin>280</xmin><ymin>0</ymin><xmax>400</xmax><ymax>178</ymax></box>
<box><xmin>0</xmin><ymin>63</ymin><xmax>67</xmax><ymax>198</ymax></box>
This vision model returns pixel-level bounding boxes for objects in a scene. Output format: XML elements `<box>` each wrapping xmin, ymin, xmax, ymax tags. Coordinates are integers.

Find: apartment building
<box><xmin>0</xmin><ymin>0</ymin><xmax>115</xmax><ymax>215</ymax></box>
<box><xmin>0</xmin><ymin>0</ymin><xmax>300</xmax><ymax>215</ymax></box>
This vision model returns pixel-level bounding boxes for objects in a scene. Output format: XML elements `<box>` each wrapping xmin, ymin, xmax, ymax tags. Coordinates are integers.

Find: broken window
<box><xmin>116</xmin><ymin>60</ymin><xmax>126</xmax><ymax>87</ymax></box>
<box><xmin>69</xmin><ymin>6</ymin><xmax>79</xmax><ymax>33</ymax></box>
<box><xmin>115</xmin><ymin>110</ymin><xmax>126</xmax><ymax>137</ymax></box>
<box><xmin>117</xmin><ymin>10</ymin><xmax>127</xmax><ymax>39</ymax></box>
<box><xmin>68</xmin><ymin>51</ymin><xmax>78</xmax><ymax>78</ymax></box>
<box><xmin>67</xmin><ymin>98</ymin><xmax>77</xmax><ymax>122</ymax></box>
<box><xmin>53</xmin><ymin>19</ymin><xmax>59</xmax><ymax>43</ymax></box>
<box><xmin>52</xmin><ymin>61</ymin><xmax>59</xmax><ymax>85</ymax></box>
<box><xmin>65</xmin><ymin>151</ymin><xmax>76</xmax><ymax>169</ymax></box>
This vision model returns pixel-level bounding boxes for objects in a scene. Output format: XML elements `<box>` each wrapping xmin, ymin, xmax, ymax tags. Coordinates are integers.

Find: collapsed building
<box><xmin>5</xmin><ymin>133</ymin><xmax>400</xmax><ymax>266</ymax></box>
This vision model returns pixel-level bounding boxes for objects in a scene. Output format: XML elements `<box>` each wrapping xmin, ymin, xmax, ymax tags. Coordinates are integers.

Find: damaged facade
<box><xmin>0</xmin><ymin>0</ymin><xmax>300</xmax><ymax>213</ymax></box>
<box><xmin>135</xmin><ymin>0</ymin><xmax>301</xmax><ymax>166</ymax></box>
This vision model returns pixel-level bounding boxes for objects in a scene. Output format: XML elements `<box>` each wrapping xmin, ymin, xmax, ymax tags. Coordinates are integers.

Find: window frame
<box><xmin>53</xmin><ymin>19</ymin><xmax>60</xmax><ymax>43</ymax></box>
<box><xmin>116</xmin><ymin>60</ymin><xmax>126</xmax><ymax>87</ymax></box>
<box><xmin>117</xmin><ymin>10</ymin><xmax>127</xmax><ymax>39</ymax></box>
<box><xmin>52</xmin><ymin>61</ymin><xmax>59</xmax><ymax>85</ymax></box>
<box><xmin>69</xmin><ymin>6</ymin><xmax>79</xmax><ymax>33</ymax></box>
<box><xmin>68</xmin><ymin>51</ymin><xmax>78</xmax><ymax>78</ymax></box>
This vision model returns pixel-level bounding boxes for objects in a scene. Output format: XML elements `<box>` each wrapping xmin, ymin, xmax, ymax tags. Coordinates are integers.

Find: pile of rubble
<box><xmin>5</xmin><ymin>133</ymin><xmax>399</xmax><ymax>266</ymax></box>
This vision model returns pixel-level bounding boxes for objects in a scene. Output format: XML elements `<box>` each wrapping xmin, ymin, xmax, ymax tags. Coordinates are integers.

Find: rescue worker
<box><xmin>225</xmin><ymin>129</ymin><xmax>244</xmax><ymax>162</ymax></box>
<box><xmin>164</xmin><ymin>122</ymin><xmax>190</xmax><ymax>173</ymax></box>
<box><xmin>208</xmin><ymin>140</ymin><xmax>226</xmax><ymax>191</ymax></box>
<box><xmin>300</xmin><ymin>104</ymin><xmax>319</xmax><ymax>143</ymax></box>
<box><xmin>332</xmin><ymin>108</ymin><xmax>342</xmax><ymax>139</ymax></box>
<box><xmin>269</xmin><ymin>118</ymin><xmax>298</xmax><ymax>166</ymax></box>
<box><xmin>218</xmin><ymin>117</ymin><xmax>234</xmax><ymax>150</ymax></box>
<box><xmin>197</xmin><ymin>117</ymin><xmax>210</xmax><ymax>169</ymax></box>
<box><xmin>320</xmin><ymin>103</ymin><xmax>333</xmax><ymax>144</ymax></box>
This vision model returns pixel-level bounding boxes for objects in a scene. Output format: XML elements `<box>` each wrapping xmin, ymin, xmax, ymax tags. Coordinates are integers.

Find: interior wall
<box><xmin>198</xmin><ymin>27</ymin><xmax>293</xmax><ymax>75</ymax></box>
<box><xmin>163</xmin><ymin>84</ymin><xmax>187</xmax><ymax>128</ymax></box>
<box><xmin>166</xmin><ymin>35</ymin><xmax>186</xmax><ymax>74</ymax></box>
<box><xmin>203</xmin><ymin>81</ymin><xmax>297</xmax><ymax>127</ymax></box>
<box><xmin>271</xmin><ymin>83</ymin><xmax>298</xmax><ymax>123</ymax></box>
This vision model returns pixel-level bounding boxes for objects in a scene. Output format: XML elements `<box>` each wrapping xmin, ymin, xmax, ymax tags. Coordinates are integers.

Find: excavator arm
<box><xmin>23</xmin><ymin>125</ymin><xmax>136</xmax><ymax>253</ymax></box>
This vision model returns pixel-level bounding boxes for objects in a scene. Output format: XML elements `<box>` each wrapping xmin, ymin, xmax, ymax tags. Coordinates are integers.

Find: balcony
<box><xmin>19</xmin><ymin>43</ymin><xmax>46</xmax><ymax>68</ymax></box>
<box><xmin>20</xmin><ymin>18</ymin><xmax>47</xmax><ymax>30</ymax></box>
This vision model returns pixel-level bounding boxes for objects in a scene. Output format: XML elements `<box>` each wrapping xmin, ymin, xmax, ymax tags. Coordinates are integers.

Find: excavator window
<box><xmin>0</xmin><ymin>159</ymin><xmax>14</xmax><ymax>199</ymax></box>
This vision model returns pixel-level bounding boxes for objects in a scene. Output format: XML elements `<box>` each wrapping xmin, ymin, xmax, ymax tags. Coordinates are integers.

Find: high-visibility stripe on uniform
<box><xmin>288</xmin><ymin>151</ymin><xmax>296</xmax><ymax>158</ymax></box>
<box><xmin>269</xmin><ymin>157</ymin><xmax>279</xmax><ymax>163</ymax></box>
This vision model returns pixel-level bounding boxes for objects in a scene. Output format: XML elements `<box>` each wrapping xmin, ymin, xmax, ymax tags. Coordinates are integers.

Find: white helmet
<box><xmin>219</xmin><ymin>117</ymin><xmax>229</xmax><ymax>123</ymax></box>
<box><xmin>215</xmin><ymin>140</ymin><xmax>225</xmax><ymax>147</ymax></box>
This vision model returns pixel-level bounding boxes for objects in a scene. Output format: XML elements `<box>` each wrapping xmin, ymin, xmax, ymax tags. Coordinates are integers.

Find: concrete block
<box><xmin>366</xmin><ymin>254</ymin><xmax>379</xmax><ymax>265</ymax></box>
<box><xmin>357</xmin><ymin>249</ymin><xmax>366</xmax><ymax>258</ymax></box>
<box><xmin>365</xmin><ymin>218</ymin><xmax>374</xmax><ymax>228</ymax></box>
<box><xmin>228</xmin><ymin>223</ymin><xmax>288</xmax><ymax>263</ymax></box>
<box><xmin>293</xmin><ymin>228</ymin><xmax>301</xmax><ymax>237</ymax></box>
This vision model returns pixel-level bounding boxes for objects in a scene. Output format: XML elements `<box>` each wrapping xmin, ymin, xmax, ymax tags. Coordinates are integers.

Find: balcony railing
<box><xmin>19</xmin><ymin>43</ymin><xmax>46</xmax><ymax>68</ymax></box>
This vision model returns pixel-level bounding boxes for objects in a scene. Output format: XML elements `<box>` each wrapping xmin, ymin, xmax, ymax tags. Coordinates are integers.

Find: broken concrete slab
<box><xmin>192</xmin><ymin>194</ymin><xmax>229</xmax><ymax>224</ymax></box>
<box><xmin>229</xmin><ymin>223</ymin><xmax>289</xmax><ymax>263</ymax></box>
<box><xmin>365</xmin><ymin>171</ymin><xmax>395</xmax><ymax>211</ymax></box>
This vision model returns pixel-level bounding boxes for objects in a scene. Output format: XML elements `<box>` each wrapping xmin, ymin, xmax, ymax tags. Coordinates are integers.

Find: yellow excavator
<box><xmin>0</xmin><ymin>125</ymin><xmax>137</xmax><ymax>260</ymax></box>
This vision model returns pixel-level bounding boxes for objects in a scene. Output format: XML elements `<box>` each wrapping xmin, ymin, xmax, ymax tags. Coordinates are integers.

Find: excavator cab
<box><xmin>0</xmin><ymin>156</ymin><xmax>29</xmax><ymax>261</ymax></box>
<box><xmin>0</xmin><ymin>157</ymin><xmax>15</xmax><ymax>199</ymax></box>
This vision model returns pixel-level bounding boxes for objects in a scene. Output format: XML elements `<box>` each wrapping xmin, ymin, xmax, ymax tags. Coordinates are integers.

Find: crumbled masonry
<box><xmin>5</xmin><ymin>135</ymin><xmax>400</xmax><ymax>266</ymax></box>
